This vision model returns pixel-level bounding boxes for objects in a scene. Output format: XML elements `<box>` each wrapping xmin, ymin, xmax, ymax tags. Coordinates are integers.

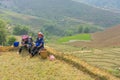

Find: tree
<box><xmin>7</xmin><ymin>36</ymin><xmax>16</xmax><ymax>46</ymax></box>
<box><xmin>13</xmin><ymin>25</ymin><xmax>29</xmax><ymax>35</ymax></box>
<box><xmin>84</xmin><ymin>27</ymin><xmax>90</xmax><ymax>33</ymax></box>
<box><xmin>13</xmin><ymin>26</ymin><xmax>21</xmax><ymax>35</ymax></box>
<box><xmin>65</xmin><ymin>30</ymin><xmax>73</xmax><ymax>36</ymax></box>
<box><xmin>21</xmin><ymin>26</ymin><xmax>29</xmax><ymax>34</ymax></box>
<box><xmin>78</xmin><ymin>26</ymin><xmax>83</xmax><ymax>33</ymax></box>
<box><xmin>0</xmin><ymin>19</ymin><xmax>7</xmax><ymax>45</ymax></box>
<box><xmin>42</xmin><ymin>24</ymin><xmax>62</xmax><ymax>36</ymax></box>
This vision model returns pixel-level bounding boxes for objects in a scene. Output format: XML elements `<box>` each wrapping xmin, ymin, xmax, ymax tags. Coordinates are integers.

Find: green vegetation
<box><xmin>0</xmin><ymin>0</ymin><xmax>119</xmax><ymax>38</ymax></box>
<box><xmin>0</xmin><ymin>0</ymin><xmax>119</xmax><ymax>44</ymax></box>
<box><xmin>41</xmin><ymin>24</ymin><xmax>63</xmax><ymax>36</ymax></box>
<box><xmin>0</xmin><ymin>0</ymin><xmax>120</xmax><ymax>28</ymax></box>
<box><xmin>7</xmin><ymin>36</ymin><xmax>16</xmax><ymax>46</ymax></box>
<box><xmin>0</xmin><ymin>9</ymin><xmax>48</xmax><ymax>28</ymax></box>
<box><xmin>13</xmin><ymin>25</ymin><xmax>29</xmax><ymax>35</ymax></box>
<box><xmin>57</xmin><ymin>34</ymin><xmax>91</xmax><ymax>43</ymax></box>
<box><xmin>0</xmin><ymin>9</ymin><xmax>103</xmax><ymax>38</ymax></box>
<box><xmin>12</xmin><ymin>24</ymin><xmax>37</xmax><ymax>40</ymax></box>
<box><xmin>0</xmin><ymin>19</ymin><xmax>7</xmax><ymax>45</ymax></box>
<box><xmin>77</xmin><ymin>24</ymin><xmax>103</xmax><ymax>33</ymax></box>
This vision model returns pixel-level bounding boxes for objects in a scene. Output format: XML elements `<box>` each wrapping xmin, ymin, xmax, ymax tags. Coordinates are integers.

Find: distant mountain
<box><xmin>73</xmin><ymin>0</ymin><xmax>120</xmax><ymax>12</ymax></box>
<box><xmin>0</xmin><ymin>0</ymin><xmax>120</xmax><ymax>28</ymax></box>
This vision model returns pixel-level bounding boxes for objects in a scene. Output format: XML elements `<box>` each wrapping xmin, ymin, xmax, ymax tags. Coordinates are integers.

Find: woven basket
<box><xmin>40</xmin><ymin>48</ymin><xmax>48</xmax><ymax>59</ymax></box>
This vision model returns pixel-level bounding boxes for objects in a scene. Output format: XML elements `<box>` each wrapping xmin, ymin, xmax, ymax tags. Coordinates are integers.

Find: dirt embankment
<box><xmin>68</xmin><ymin>25</ymin><xmax>120</xmax><ymax>48</ymax></box>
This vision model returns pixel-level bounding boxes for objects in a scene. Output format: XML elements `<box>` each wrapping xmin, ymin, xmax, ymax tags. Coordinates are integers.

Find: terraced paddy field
<box><xmin>48</xmin><ymin>44</ymin><xmax>120</xmax><ymax>78</ymax></box>
<box><xmin>0</xmin><ymin>51</ymin><xmax>94</xmax><ymax>80</ymax></box>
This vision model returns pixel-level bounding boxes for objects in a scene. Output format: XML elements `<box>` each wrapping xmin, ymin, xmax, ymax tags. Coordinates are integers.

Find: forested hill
<box><xmin>0</xmin><ymin>0</ymin><xmax>120</xmax><ymax>28</ymax></box>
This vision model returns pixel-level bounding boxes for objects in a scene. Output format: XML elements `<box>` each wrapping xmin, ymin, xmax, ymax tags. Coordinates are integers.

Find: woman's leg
<box><xmin>31</xmin><ymin>46</ymin><xmax>37</xmax><ymax>56</ymax></box>
<box><xmin>19</xmin><ymin>46</ymin><xmax>23</xmax><ymax>53</ymax></box>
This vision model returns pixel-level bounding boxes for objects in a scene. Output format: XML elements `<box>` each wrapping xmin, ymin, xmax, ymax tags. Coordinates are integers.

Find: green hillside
<box><xmin>1</xmin><ymin>0</ymin><xmax>120</xmax><ymax>37</ymax></box>
<box><xmin>0</xmin><ymin>8</ymin><xmax>52</xmax><ymax>28</ymax></box>
<box><xmin>0</xmin><ymin>8</ymin><xmax>103</xmax><ymax>36</ymax></box>
<box><xmin>0</xmin><ymin>0</ymin><xmax>120</xmax><ymax>27</ymax></box>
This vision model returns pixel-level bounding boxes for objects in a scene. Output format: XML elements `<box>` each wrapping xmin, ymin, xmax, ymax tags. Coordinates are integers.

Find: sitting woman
<box><xmin>31</xmin><ymin>32</ymin><xmax>44</xmax><ymax>57</ymax></box>
<box><xmin>19</xmin><ymin>35</ymin><xmax>33</xmax><ymax>54</ymax></box>
<box><xmin>19</xmin><ymin>35</ymin><xmax>29</xmax><ymax>53</ymax></box>
<box><xmin>28</xmin><ymin>36</ymin><xmax>34</xmax><ymax>54</ymax></box>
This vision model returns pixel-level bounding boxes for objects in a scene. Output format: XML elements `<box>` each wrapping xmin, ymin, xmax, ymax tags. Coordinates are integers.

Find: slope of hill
<box><xmin>74</xmin><ymin>0</ymin><xmax>120</xmax><ymax>12</ymax></box>
<box><xmin>0</xmin><ymin>51</ymin><xmax>94</xmax><ymax>80</ymax></box>
<box><xmin>92</xmin><ymin>25</ymin><xmax>120</xmax><ymax>46</ymax></box>
<box><xmin>67</xmin><ymin>25</ymin><xmax>120</xmax><ymax>47</ymax></box>
<box><xmin>0</xmin><ymin>0</ymin><xmax>120</xmax><ymax>27</ymax></box>
<box><xmin>0</xmin><ymin>8</ymin><xmax>52</xmax><ymax>28</ymax></box>
<box><xmin>47</xmin><ymin>43</ymin><xmax>120</xmax><ymax>78</ymax></box>
<box><xmin>0</xmin><ymin>9</ymin><xmax>103</xmax><ymax>37</ymax></box>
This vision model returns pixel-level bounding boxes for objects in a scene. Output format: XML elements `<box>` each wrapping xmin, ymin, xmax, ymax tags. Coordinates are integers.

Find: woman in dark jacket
<box><xmin>19</xmin><ymin>35</ymin><xmax>33</xmax><ymax>54</ymax></box>
<box><xmin>31</xmin><ymin>32</ymin><xmax>44</xmax><ymax>57</ymax></box>
<box><xmin>19</xmin><ymin>35</ymin><xmax>28</xmax><ymax>53</ymax></box>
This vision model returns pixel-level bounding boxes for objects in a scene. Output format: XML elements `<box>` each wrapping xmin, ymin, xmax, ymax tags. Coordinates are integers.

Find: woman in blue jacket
<box><xmin>31</xmin><ymin>32</ymin><xmax>44</xmax><ymax>57</ymax></box>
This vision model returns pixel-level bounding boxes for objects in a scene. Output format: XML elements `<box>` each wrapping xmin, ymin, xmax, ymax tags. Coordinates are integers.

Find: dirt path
<box><xmin>0</xmin><ymin>51</ymin><xmax>94</xmax><ymax>80</ymax></box>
